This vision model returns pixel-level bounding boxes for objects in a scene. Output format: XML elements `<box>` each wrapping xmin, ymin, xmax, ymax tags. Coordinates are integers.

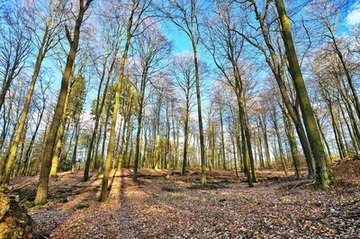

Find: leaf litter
<box><xmin>9</xmin><ymin>164</ymin><xmax>360</xmax><ymax>238</ymax></box>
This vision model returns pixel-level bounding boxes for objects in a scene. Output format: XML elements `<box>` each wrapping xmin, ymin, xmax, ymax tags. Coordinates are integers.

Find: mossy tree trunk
<box><xmin>99</xmin><ymin>0</ymin><xmax>151</xmax><ymax>201</ymax></box>
<box><xmin>34</xmin><ymin>0</ymin><xmax>93</xmax><ymax>205</ymax></box>
<box><xmin>235</xmin><ymin>0</ymin><xmax>315</xmax><ymax>178</ymax></box>
<box><xmin>275</xmin><ymin>0</ymin><xmax>333</xmax><ymax>188</ymax></box>
<box><xmin>282</xmin><ymin>107</ymin><xmax>301</xmax><ymax>179</ymax></box>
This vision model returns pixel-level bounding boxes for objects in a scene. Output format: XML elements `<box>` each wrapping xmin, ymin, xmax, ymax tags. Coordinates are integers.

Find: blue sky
<box><xmin>346</xmin><ymin>2</ymin><xmax>360</xmax><ymax>25</ymax></box>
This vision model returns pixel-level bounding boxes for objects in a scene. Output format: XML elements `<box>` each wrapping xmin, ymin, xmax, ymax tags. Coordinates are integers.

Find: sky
<box><xmin>346</xmin><ymin>2</ymin><xmax>360</xmax><ymax>25</ymax></box>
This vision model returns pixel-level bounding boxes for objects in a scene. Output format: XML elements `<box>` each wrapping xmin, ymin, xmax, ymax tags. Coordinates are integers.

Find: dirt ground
<box><xmin>10</xmin><ymin>161</ymin><xmax>360</xmax><ymax>239</ymax></box>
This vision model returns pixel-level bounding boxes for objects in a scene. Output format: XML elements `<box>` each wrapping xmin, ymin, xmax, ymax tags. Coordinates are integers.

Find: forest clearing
<box><xmin>5</xmin><ymin>159</ymin><xmax>360</xmax><ymax>239</ymax></box>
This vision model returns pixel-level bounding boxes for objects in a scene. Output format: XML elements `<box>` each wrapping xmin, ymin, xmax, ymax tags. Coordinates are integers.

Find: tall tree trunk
<box><xmin>34</xmin><ymin>0</ymin><xmax>93</xmax><ymax>205</ymax></box>
<box><xmin>98</xmin><ymin>0</ymin><xmax>144</xmax><ymax>201</ymax></box>
<box><xmin>283</xmin><ymin>108</ymin><xmax>300</xmax><ymax>178</ymax></box>
<box><xmin>314</xmin><ymin>111</ymin><xmax>333</xmax><ymax>164</ymax></box>
<box><xmin>50</xmin><ymin>106</ymin><xmax>69</xmax><ymax>177</ymax></box>
<box><xmin>182</xmin><ymin>103</ymin><xmax>190</xmax><ymax>176</ymax></box>
<box><xmin>1</xmin><ymin>19</ymin><xmax>51</xmax><ymax>184</ymax></box>
<box><xmin>219</xmin><ymin>102</ymin><xmax>226</xmax><ymax>170</ymax></box>
<box><xmin>134</xmin><ymin>97</ymin><xmax>145</xmax><ymax>180</ymax></box>
<box><xmin>230</xmin><ymin>131</ymin><xmax>239</xmax><ymax>178</ymax></box>
<box><xmin>15</xmin><ymin>125</ymin><xmax>27</xmax><ymax>177</ymax></box>
<box><xmin>240</xmin><ymin>1</ymin><xmax>315</xmax><ymax>177</ymax></box>
<box><xmin>21</xmin><ymin>101</ymin><xmax>45</xmax><ymax>176</ymax></box>
<box><xmin>256</xmin><ymin>122</ymin><xmax>265</xmax><ymax>168</ymax></box>
<box><xmin>272</xmin><ymin>107</ymin><xmax>288</xmax><ymax>177</ymax></box>
<box><xmin>275</xmin><ymin>0</ymin><xmax>333</xmax><ymax>188</ymax></box>
<box><xmin>240</xmin><ymin>123</ymin><xmax>253</xmax><ymax>187</ymax></box>
<box><xmin>99</xmin><ymin>107</ymin><xmax>111</xmax><ymax>172</ymax></box>
<box><xmin>121</xmin><ymin>112</ymin><xmax>132</xmax><ymax>169</ymax></box>
<box><xmin>83</xmin><ymin>50</ymin><xmax>117</xmax><ymax>181</ymax></box>
<box><xmin>191</xmin><ymin>43</ymin><xmax>206</xmax><ymax>185</ymax></box>
<box><xmin>71</xmin><ymin>114</ymin><xmax>81</xmax><ymax>173</ymax></box>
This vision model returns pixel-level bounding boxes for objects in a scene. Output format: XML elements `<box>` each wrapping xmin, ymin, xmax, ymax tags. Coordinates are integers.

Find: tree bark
<box><xmin>34</xmin><ymin>0</ymin><xmax>93</xmax><ymax>205</ymax></box>
<box><xmin>275</xmin><ymin>0</ymin><xmax>333</xmax><ymax>188</ymax></box>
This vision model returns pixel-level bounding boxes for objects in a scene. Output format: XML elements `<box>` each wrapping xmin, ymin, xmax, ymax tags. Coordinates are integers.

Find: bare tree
<box><xmin>274</xmin><ymin>0</ymin><xmax>333</xmax><ymax>187</ymax></box>
<box><xmin>99</xmin><ymin>0</ymin><xmax>152</xmax><ymax>202</ymax></box>
<box><xmin>35</xmin><ymin>0</ymin><xmax>94</xmax><ymax>205</ymax></box>
<box><xmin>1</xmin><ymin>0</ymin><xmax>65</xmax><ymax>184</ymax></box>
<box><xmin>158</xmin><ymin>0</ymin><xmax>208</xmax><ymax>184</ymax></box>
<box><xmin>308</xmin><ymin>0</ymin><xmax>360</xmax><ymax>122</ymax></box>
<box><xmin>83</xmin><ymin>2</ymin><xmax>125</xmax><ymax>181</ymax></box>
<box><xmin>203</xmin><ymin>3</ymin><xmax>256</xmax><ymax>185</ymax></box>
<box><xmin>230</xmin><ymin>0</ymin><xmax>316</xmax><ymax>179</ymax></box>
<box><xmin>170</xmin><ymin>53</ymin><xmax>196</xmax><ymax>175</ymax></box>
<box><xmin>0</xmin><ymin>3</ymin><xmax>31</xmax><ymax>113</ymax></box>
<box><xmin>132</xmin><ymin>23</ymin><xmax>171</xmax><ymax>181</ymax></box>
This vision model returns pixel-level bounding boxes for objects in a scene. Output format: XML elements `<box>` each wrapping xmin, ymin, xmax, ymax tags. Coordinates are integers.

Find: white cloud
<box><xmin>346</xmin><ymin>5</ymin><xmax>360</xmax><ymax>26</ymax></box>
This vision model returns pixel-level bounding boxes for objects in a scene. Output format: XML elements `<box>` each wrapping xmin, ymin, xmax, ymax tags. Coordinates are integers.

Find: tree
<box><xmin>132</xmin><ymin>23</ymin><xmax>170</xmax><ymax>182</ymax></box>
<box><xmin>20</xmin><ymin>80</ymin><xmax>50</xmax><ymax>176</ymax></box>
<box><xmin>215</xmin><ymin>88</ymin><xmax>227</xmax><ymax>170</ymax></box>
<box><xmin>35</xmin><ymin>0</ymin><xmax>94</xmax><ymax>205</ymax></box>
<box><xmin>231</xmin><ymin>0</ymin><xmax>315</xmax><ymax>178</ymax></box>
<box><xmin>99</xmin><ymin>0</ymin><xmax>152</xmax><ymax>202</ymax></box>
<box><xmin>308</xmin><ymin>0</ymin><xmax>360</xmax><ymax>122</ymax></box>
<box><xmin>1</xmin><ymin>0</ymin><xmax>65</xmax><ymax>184</ymax></box>
<box><xmin>274</xmin><ymin>0</ymin><xmax>333</xmax><ymax>188</ymax></box>
<box><xmin>269</xmin><ymin>100</ymin><xmax>288</xmax><ymax>177</ymax></box>
<box><xmin>203</xmin><ymin>3</ymin><xmax>256</xmax><ymax>185</ymax></box>
<box><xmin>159</xmin><ymin>0</ymin><xmax>207</xmax><ymax>184</ymax></box>
<box><xmin>83</xmin><ymin>1</ymin><xmax>125</xmax><ymax>181</ymax></box>
<box><xmin>311</xmin><ymin>46</ymin><xmax>360</xmax><ymax>157</ymax></box>
<box><xmin>0</xmin><ymin>3</ymin><xmax>31</xmax><ymax>113</ymax></box>
<box><xmin>51</xmin><ymin>75</ymin><xmax>86</xmax><ymax>175</ymax></box>
<box><xmin>170</xmin><ymin>53</ymin><xmax>196</xmax><ymax>176</ymax></box>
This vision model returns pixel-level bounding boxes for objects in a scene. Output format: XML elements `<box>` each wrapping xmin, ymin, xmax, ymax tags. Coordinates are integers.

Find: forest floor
<box><xmin>10</xmin><ymin>159</ymin><xmax>360</xmax><ymax>239</ymax></box>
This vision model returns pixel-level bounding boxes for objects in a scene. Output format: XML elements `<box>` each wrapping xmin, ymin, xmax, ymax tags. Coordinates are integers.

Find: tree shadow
<box><xmin>11</xmin><ymin>172</ymin><xmax>101</xmax><ymax>238</ymax></box>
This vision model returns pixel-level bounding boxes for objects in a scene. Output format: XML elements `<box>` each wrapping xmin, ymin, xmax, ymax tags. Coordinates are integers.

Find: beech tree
<box><xmin>83</xmin><ymin>2</ymin><xmax>124</xmax><ymax>181</ymax></box>
<box><xmin>1</xmin><ymin>0</ymin><xmax>65</xmax><ymax>184</ymax></box>
<box><xmin>231</xmin><ymin>0</ymin><xmax>316</xmax><ymax>179</ymax></box>
<box><xmin>132</xmin><ymin>24</ymin><xmax>170</xmax><ymax>181</ymax></box>
<box><xmin>170</xmin><ymin>53</ymin><xmax>196</xmax><ymax>176</ymax></box>
<box><xmin>203</xmin><ymin>2</ymin><xmax>256</xmax><ymax>185</ymax></box>
<box><xmin>308</xmin><ymin>0</ymin><xmax>360</xmax><ymax>122</ymax></box>
<box><xmin>274</xmin><ymin>0</ymin><xmax>333</xmax><ymax>188</ymax></box>
<box><xmin>35</xmin><ymin>0</ymin><xmax>94</xmax><ymax>205</ymax></box>
<box><xmin>159</xmin><ymin>0</ymin><xmax>207</xmax><ymax>184</ymax></box>
<box><xmin>311</xmin><ymin>46</ymin><xmax>360</xmax><ymax>157</ymax></box>
<box><xmin>99</xmin><ymin>0</ymin><xmax>152</xmax><ymax>202</ymax></box>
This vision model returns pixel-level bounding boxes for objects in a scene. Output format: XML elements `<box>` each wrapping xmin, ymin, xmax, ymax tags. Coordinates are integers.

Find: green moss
<box><xmin>315</xmin><ymin>169</ymin><xmax>336</xmax><ymax>189</ymax></box>
<box><xmin>161</xmin><ymin>195</ymin><xmax>187</xmax><ymax>203</ymax></box>
<box><xmin>23</xmin><ymin>201</ymin><xmax>35</xmax><ymax>208</ymax></box>
<box><xmin>77</xmin><ymin>202</ymin><xmax>90</xmax><ymax>209</ymax></box>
